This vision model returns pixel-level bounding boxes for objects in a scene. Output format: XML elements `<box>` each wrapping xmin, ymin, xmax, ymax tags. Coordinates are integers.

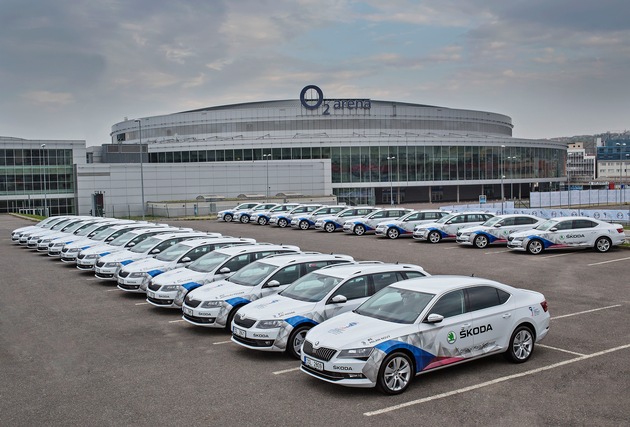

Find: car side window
<box><xmin>330</xmin><ymin>276</ymin><xmax>369</xmax><ymax>301</ymax></box>
<box><xmin>572</xmin><ymin>219</ymin><xmax>597</xmax><ymax>229</ymax></box>
<box><xmin>252</xmin><ymin>250</ymin><xmax>279</xmax><ymax>261</ymax></box>
<box><xmin>371</xmin><ymin>272</ymin><xmax>401</xmax><ymax>293</ymax></box>
<box><xmin>184</xmin><ymin>245</ymin><xmax>213</xmax><ymax>261</ymax></box>
<box><xmin>268</xmin><ymin>265</ymin><xmax>300</xmax><ymax>285</ymax></box>
<box><xmin>467</xmin><ymin>286</ymin><xmax>505</xmax><ymax>311</ymax></box>
<box><xmin>222</xmin><ymin>254</ymin><xmax>251</xmax><ymax>272</ymax></box>
<box><xmin>555</xmin><ymin>221</ymin><xmax>573</xmax><ymax>230</ymax></box>
<box><xmin>303</xmin><ymin>260</ymin><xmax>332</xmax><ymax>274</ymax></box>
<box><xmin>154</xmin><ymin>239</ymin><xmax>179</xmax><ymax>253</ymax></box>
<box><xmin>428</xmin><ymin>290</ymin><xmax>466</xmax><ymax>318</ymax></box>
<box><xmin>371</xmin><ymin>211</ymin><xmax>387</xmax><ymax>219</ymax></box>
<box><xmin>500</xmin><ymin>217</ymin><xmax>516</xmax><ymax>226</ymax></box>
<box><xmin>449</xmin><ymin>215</ymin><xmax>465</xmax><ymax>224</ymax></box>
<box><xmin>405</xmin><ymin>213</ymin><xmax>421</xmax><ymax>221</ymax></box>
<box><xmin>516</xmin><ymin>217</ymin><xmax>537</xmax><ymax>225</ymax></box>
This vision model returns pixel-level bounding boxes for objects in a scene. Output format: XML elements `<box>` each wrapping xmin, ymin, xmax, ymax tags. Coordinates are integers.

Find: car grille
<box><xmin>118</xmin><ymin>271</ymin><xmax>130</xmax><ymax>278</ymax></box>
<box><xmin>118</xmin><ymin>283</ymin><xmax>140</xmax><ymax>290</ymax></box>
<box><xmin>147</xmin><ymin>296</ymin><xmax>173</xmax><ymax>305</ymax></box>
<box><xmin>184</xmin><ymin>296</ymin><xmax>201</xmax><ymax>308</ymax></box>
<box><xmin>182</xmin><ymin>313</ymin><xmax>215</xmax><ymax>324</ymax></box>
<box><xmin>232</xmin><ymin>335</ymin><xmax>271</xmax><ymax>347</ymax></box>
<box><xmin>233</xmin><ymin>316</ymin><xmax>256</xmax><ymax>329</ymax></box>
<box><xmin>302</xmin><ymin>340</ymin><xmax>337</xmax><ymax>362</ymax></box>
<box><xmin>301</xmin><ymin>365</ymin><xmax>346</xmax><ymax>381</ymax></box>
<box><xmin>95</xmin><ymin>261</ymin><xmax>105</xmax><ymax>268</ymax></box>
<box><xmin>148</xmin><ymin>282</ymin><xmax>161</xmax><ymax>291</ymax></box>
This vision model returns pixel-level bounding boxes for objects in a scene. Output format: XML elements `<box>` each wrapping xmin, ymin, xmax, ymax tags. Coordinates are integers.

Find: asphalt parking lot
<box><xmin>1</xmin><ymin>214</ymin><xmax>629</xmax><ymax>426</ymax></box>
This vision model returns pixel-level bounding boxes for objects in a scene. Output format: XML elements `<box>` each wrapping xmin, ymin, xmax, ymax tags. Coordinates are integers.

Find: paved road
<box><xmin>1</xmin><ymin>215</ymin><xmax>629</xmax><ymax>426</ymax></box>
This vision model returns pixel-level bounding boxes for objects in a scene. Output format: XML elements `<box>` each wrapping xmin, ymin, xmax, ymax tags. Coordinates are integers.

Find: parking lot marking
<box><xmin>364</xmin><ymin>343</ymin><xmax>630</xmax><ymax>417</ymax></box>
<box><xmin>135</xmin><ymin>302</ymin><xmax>149</xmax><ymax>306</ymax></box>
<box><xmin>484</xmin><ymin>250</ymin><xmax>511</xmax><ymax>254</ymax></box>
<box><xmin>213</xmin><ymin>340</ymin><xmax>232</xmax><ymax>345</ymax></box>
<box><xmin>441</xmin><ymin>247</ymin><xmax>459</xmax><ymax>250</ymax></box>
<box><xmin>273</xmin><ymin>367</ymin><xmax>301</xmax><ymax>375</ymax></box>
<box><xmin>85</xmin><ymin>278</ymin><xmax>98</xmax><ymax>281</ymax></box>
<box><xmin>168</xmin><ymin>319</ymin><xmax>185</xmax><ymax>323</ymax></box>
<box><xmin>537</xmin><ymin>344</ymin><xmax>585</xmax><ymax>357</ymax></box>
<box><xmin>587</xmin><ymin>256</ymin><xmax>630</xmax><ymax>266</ymax></box>
<box><xmin>106</xmin><ymin>289</ymin><xmax>120</xmax><ymax>292</ymax></box>
<box><xmin>552</xmin><ymin>304</ymin><xmax>621</xmax><ymax>320</ymax></box>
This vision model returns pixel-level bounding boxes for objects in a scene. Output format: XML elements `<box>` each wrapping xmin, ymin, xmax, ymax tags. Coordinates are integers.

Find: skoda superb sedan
<box><xmin>268</xmin><ymin>204</ymin><xmax>322</xmax><ymax>228</ymax></box>
<box><xmin>300</xmin><ymin>276</ymin><xmax>550</xmax><ymax>395</ymax></box>
<box><xmin>413</xmin><ymin>212</ymin><xmax>494</xmax><ymax>243</ymax></box>
<box><xmin>507</xmin><ymin>216</ymin><xmax>626</xmax><ymax>254</ymax></box>
<box><xmin>250</xmin><ymin>204</ymin><xmax>299</xmax><ymax>225</ymax></box>
<box><xmin>342</xmin><ymin>208</ymin><xmax>411</xmax><ymax>236</ymax></box>
<box><xmin>290</xmin><ymin>205</ymin><xmax>346</xmax><ymax>230</ymax></box>
<box><xmin>234</xmin><ymin>203</ymin><xmax>279</xmax><ymax>224</ymax></box>
<box><xmin>374</xmin><ymin>210</ymin><xmax>449</xmax><ymax>239</ymax></box>
<box><xmin>181</xmin><ymin>253</ymin><xmax>353</xmax><ymax>330</ymax></box>
<box><xmin>456</xmin><ymin>214</ymin><xmax>544</xmax><ymax>249</ymax></box>
<box><xmin>314</xmin><ymin>207</ymin><xmax>379</xmax><ymax>233</ymax></box>
<box><xmin>217</xmin><ymin>203</ymin><xmax>259</xmax><ymax>223</ymax></box>
<box><xmin>231</xmin><ymin>263</ymin><xmax>429</xmax><ymax>358</ymax></box>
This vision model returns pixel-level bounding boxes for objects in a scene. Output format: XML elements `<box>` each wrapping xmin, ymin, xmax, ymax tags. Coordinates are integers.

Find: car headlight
<box><xmin>67</xmin><ymin>248</ymin><xmax>80</xmax><ymax>253</ymax></box>
<box><xmin>41</xmin><ymin>239</ymin><xmax>51</xmax><ymax>244</ymax></box>
<box><xmin>257</xmin><ymin>319</ymin><xmax>284</xmax><ymax>329</ymax></box>
<box><xmin>200</xmin><ymin>300</ymin><xmax>223</xmax><ymax>308</ymax></box>
<box><xmin>53</xmin><ymin>242</ymin><xmax>64</xmax><ymax>247</ymax></box>
<box><xmin>337</xmin><ymin>347</ymin><xmax>374</xmax><ymax>360</ymax></box>
<box><xmin>161</xmin><ymin>285</ymin><xmax>181</xmax><ymax>292</ymax></box>
<box><xmin>85</xmin><ymin>254</ymin><xmax>98</xmax><ymax>259</ymax></box>
<box><xmin>129</xmin><ymin>272</ymin><xmax>148</xmax><ymax>278</ymax></box>
<box><xmin>104</xmin><ymin>262</ymin><xmax>119</xmax><ymax>268</ymax></box>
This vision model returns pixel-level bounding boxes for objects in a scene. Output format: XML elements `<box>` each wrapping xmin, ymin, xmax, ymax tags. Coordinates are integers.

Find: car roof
<box><xmin>144</xmin><ymin>232</ymin><xmax>208</xmax><ymax>241</ymax></box>
<box><xmin>176</xmin><ymin>237</ymin><xmax>255</xmax><ymax>247</ymax></box>
<box><xmin>213</xmin><ymin>243</ymin><xmax>300</xmax><ymax>255</ymax></box>
<box><xmin>450</xmin><ymin>211</ymin><xmax>492</xmax><ymax>215</ymax></box>
<box><xmin>494</xmin><ymin>214</ymin><xmax>540</xmax><ymax>219</ymax></box>
<box><xmin>254</xmin><ymin>252</ymin><xmax>354</xmax><ymax>267</ymax></box>
<box><xmin>315</xmin><ymin>262</ymin><xmax>427</xmax><ymax>279</ymax></box>
<box><xmin>391</xmin><ymin>275</ymin><xmax>510</xmax><ymax>294</ymax></box>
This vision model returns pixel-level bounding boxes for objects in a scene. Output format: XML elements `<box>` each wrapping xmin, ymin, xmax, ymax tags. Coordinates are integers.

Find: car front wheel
<box><xmin>428</xmin><ymin>230</ymin><xmax>441</xmax><ymax>243</ymax></box>
<box><xmin>473</xmin><ymin>234</ymin><xmax>489</xmax><ymax>249</ymax></box>
<box><xmin>376</xmin><ymin>352</ymin><xmax>414</xmax><ymax>395</ymax></box>
<box><xmin>278</xmin><ymin>218</ymin><xmax>288</xmax><ymax>228</ymax></box>
<box><xmin>287</xmin><ymin>325</ymin><xmax>311</xmax><ymax>359</ymax></box>
<box><xmin>324</xmin><ymin>222</ymin><xmax>336</xmax><ymax>233</ymax></box>
<box><xmin>240</xmin><ymin>216</ymin><xmax>250</xmax><ymax>224</ymax></box>
<box><xmin>257</xmin><ymin>217</ymin><xmax>268</xmax><ymax>225</ymax></box>
<box><xmin>387</xmin><ymin>228</ymin><xmax>400</xmax><ymax>239</ymax></box>
<box><xmin>299</xmin><ymin>220</ymin><xmax>310</xmax><ymax>230</ymax></box>
<box><xmin>594</xmin><ymin>236</ymin><xmax>612</xmax><ymax>253</ymax></box>
<box><xmin>353</xmin><ymin>225</ymin><xmax>366</xmax><ymax>236</ymax></box>
<box><xmin>526</xmin><ymin>239</ymin><xmax>544</xmax><ymax>255</ymax></box>
<box><xmin>504</xmin><ymin>325</ymin><xmax>534</xmax><ymax>363</ymax></box>
<box><xmin>224</xmin><ymin>214</ymin><xmax>233</xmax><ymax>222</ymax></box>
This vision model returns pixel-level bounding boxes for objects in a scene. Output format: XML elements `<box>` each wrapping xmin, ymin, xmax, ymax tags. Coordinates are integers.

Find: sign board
<box><xmin>479</xmin><ymin>195</ymin><xmax>487</xmax><ymax>204</ymax></box>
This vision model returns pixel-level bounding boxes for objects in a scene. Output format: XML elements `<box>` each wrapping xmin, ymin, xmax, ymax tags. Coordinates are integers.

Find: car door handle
<box><xmin>461</xmin><ymin>323</ymin><xmax>471</xmax><ymax>329</ymax></box>
<box><xmin>502</xmin><ymin>313</ymin><xmax>512</xmax><ymax>318</ymax></box>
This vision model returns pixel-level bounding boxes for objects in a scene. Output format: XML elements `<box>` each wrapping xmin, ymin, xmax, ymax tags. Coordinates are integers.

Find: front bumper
<box><xmin>231</xmin><ymin>325</ymin><xmax>282</xmax><ymax>351</ymax></box>
<box><xmin>181</xmin><ymin>304</ymin><xmax>225</xmax><ymax>327</ymax></box>
<box><xmin>300</xmin><ymin>352</ymin><xmax>374</xmax><ymax>388</ymax></box>
<box><xmin>456</xmin><ymin>234</ymin><xmax>473</xmax><ymax>245</ymax></box>
<box><xmin>412</xmin><ymin>230</ymin><xmax>428</xmax><ymax>240</ymax></box>
<box><xmin>94</xmin><ymin>265</ymin><xmax>121</xmax><ymax>280</ymax></box>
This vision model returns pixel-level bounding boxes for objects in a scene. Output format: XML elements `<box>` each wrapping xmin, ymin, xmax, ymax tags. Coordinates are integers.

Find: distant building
<box><xmin>567</xmin><ymin>142</ymin><xmax>596</xmax><ymax>183</ymax></box>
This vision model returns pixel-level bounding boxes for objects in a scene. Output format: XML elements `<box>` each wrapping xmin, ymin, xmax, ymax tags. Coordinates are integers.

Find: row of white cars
<box><xmin>219</xmin><ymin>202</ymin><xmax>627</xmax><ymax>255</ymax></box>
<box><xmin>13</xmin><ymin>214</ymin><xmax>554</xmax><ymax>395</ymax></box>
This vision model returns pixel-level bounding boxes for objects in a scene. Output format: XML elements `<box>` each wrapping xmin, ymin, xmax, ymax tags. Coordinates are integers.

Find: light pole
<box><xmin>387</xmin><ymin>156</ymin><xmax>395</xmax><ymax>205</ymax></box>
<box><xmin>134</xmin><ymin>119</ymin><xmax>145</xmax><ymax>220</ymax></box>
<box><xmin>507</xmin><ymin>155</ymin><xmax>517</xmax><ymax>201</ymax></box>
<box><xmin>263</xmin><ymin>153</ymin><xmax>272</xmax><ymax>201</ymax></box>
<box><xmin>500</xmin><ymin>145</ymin><xmax>505</xmax><ymax>213</ymax></box>
<box><xmin>41</xmin><ymin>144</ymin><xmax>47</xmax><ymax>216</ymax></box>
<box><xmin>617</xmin><ymin>142</ymin><xmax>626</xmax><ymax>204</ymax></box>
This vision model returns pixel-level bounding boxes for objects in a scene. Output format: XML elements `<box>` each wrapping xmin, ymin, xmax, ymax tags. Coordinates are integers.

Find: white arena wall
<box><xmin>76</xmin><ymin>159</ymin><xmax>331</xmax><ymax>217</ymax></box>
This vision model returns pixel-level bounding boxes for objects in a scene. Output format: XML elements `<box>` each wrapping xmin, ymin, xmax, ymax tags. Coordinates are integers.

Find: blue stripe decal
<box><xmin>147</xmin><ymin>269</ymin><xmax>163</xmax><ymax>277</ymax></box>
<box><xmin>182</xmin><ymin>282</ymin><xmax>203</xmax><ymax>291</ymax></box>
<box><xmin>475</xmin><ymin>231</ymin><xmax>499</xmax><ymax>243</ymax></box>
<box><xmin>65</xmin><ymin>241</ymin><xmax>73</xmax><ymax>244</ymax></box>
<box><xmin>225</xmin><ymin>297</ymin><xmax>251</xmax><ymax>307</ymax></box>
<box><xmin>528</xmin><ymin>235</ymin><xmax>556</xmax><ymax>248</ymax></box>
<box><xmin>99</xmin><ymin>252</ymin><xmax>110</xmax><ymax>256</ymax></box>
<box><xmin>81</xmin><ymin>246</ymin><xmax>91</xmax><ymax>250</ymax></box>
<box><xmin>375</xmin><ymin>340</ymin><xmax>436</xmax><ymax>373</ymax></box>
<box><xmin>284</xmin><ymin>315</ymin><xmax>319</xmax><ymax>328</ymax></box>
<box><xmin>120</xmin><ymin>260</ymin><xmax>134</xmax><ymax>266</ymax></box>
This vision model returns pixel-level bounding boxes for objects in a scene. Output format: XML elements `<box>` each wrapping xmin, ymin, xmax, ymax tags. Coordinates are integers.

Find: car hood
<box><xmin>305</xmin><ymin>311</ymin><xmax>407</xmax><ymax>349</ymax></box>
<box><xmin>510</xmin><ymin>229</ymin><xmax>542</xmax><ymax>238</ymax></box>
<box><xmin>238</xmin><ymin>294</ymin><xmax>317</xmax><ymax>320</ymax></box>
<box><xmin>186</xmin><ymin>280</ymin><xmax>252</xmax><ymax>301</ymax></box>
<box><xmin>121</xmin><ymin>257</ymin><xmax>174</xmax><ymax>273</ymax></box>
<box><xmin>416</xmin><ymin>222</ymin><xmax>441</xmax><ymax>229</ymax></box>
<box><xmin>99</xmin><ymin>250</ymin><xmax>144</xmax><ymax>263</ymax></box>
<box><xmin>151</xmin><ymin>267</ymin><xmax>206</xmax><ymax>286</ymax></box>
<box><xmin>458</xmin><ymin>225</ymin><xmax>486</xmax><ymax>233</ymax></box>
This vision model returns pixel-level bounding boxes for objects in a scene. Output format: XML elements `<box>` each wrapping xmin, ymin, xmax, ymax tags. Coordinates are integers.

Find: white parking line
<box><xmin>85</xmin><ymin>278</ymin><xmax>98</xmax><ymax>281</ymax></box>
<box><xmin>273</xmin><ymin>367</ymin><xmax>301</xmax><ymax>375</ymax></box>
<box><xmin>537</xmin><ymin>344</ymin><xmax>585</xmax><ymax>357</ymax></box>
<box><xmin>213</xmin><ymin>340</ymin><xmax>232</xmax><ymax>345</ymax></box>
<box><xmin>587</xmin><ymin>256</ymin><xmax>630</xmax><ymax>266</ymax></box>
<box><xmin>106</xmin><ymin>289</ymin><xmax>120</xmax><ymax>292</ymax></box>
<box><xmin>552</xmin><ymin>304</ymin><xmax>621</xmax><ymax>320</ymax></box>
<box><xmin>135</xmin><ymin>302</ymin><xmax>149</xmax><ymax>306</ymax></box>
<box><xmin>168</xmin><ymin>319</ymin><xmax>185</xmax><ymax>323</ymax></box>
<box><xmin>364</xmin><ymin>343</ymin><xmax>630</xmax><ymax>417</ymax></box>
<box><xmin>441</xmin><ymin>247</ymin><xmax>459</xmax><ymax>250</ymax></box>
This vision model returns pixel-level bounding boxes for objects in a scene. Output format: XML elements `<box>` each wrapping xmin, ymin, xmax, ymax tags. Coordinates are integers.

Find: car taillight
<box><xmin>540</xmin><ymin>300</ymin><xmax>548</xmax><ymax>312</ymax></box>
<box><xmin>617</xmin><ymin>227</ymin><xmax>624</xmax><ymax>234</ymax></box>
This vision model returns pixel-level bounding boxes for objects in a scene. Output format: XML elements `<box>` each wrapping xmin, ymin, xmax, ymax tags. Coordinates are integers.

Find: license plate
<box><xmin>147</xmin><ymin>290</ymin><xmax>156</xmax><ymax>298</ymax></box>
<box><xmin>183</xmin><ymin>307</ymin><xmax>193</xmax><ymax>316</ymax></box>
<box><xmin>304</xmin><ymin>356</ymin><xmax>323</xmax><ymax>371</ymax></box>
<box><xmin>233</xmin><ymin>327</ymin><xmax>246</xmax><ymax>338</ymax></box>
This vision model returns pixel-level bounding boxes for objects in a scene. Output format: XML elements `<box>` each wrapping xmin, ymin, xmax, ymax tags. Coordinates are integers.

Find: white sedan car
<box><xmin>374</xmin><ymin>210</ymin><xmax>449</xmax><ymax>239</ymax></box>
<box><xmin>507</xmin><ymin>216</ymin><xmax>626</xmax><ymax>254</ymax></box>
<box><xmin>217</xmin><ymin>203</ymin><xmax>259</xmax><ymax>223</ymax></box>
<box><xmin>231</xmin><ymin>263</ymin><xmax>429</xmax><ymax>358</ymax></box>
<box><xmin>342</xmin><ymin>208</ymin><xmax>411</xmax><ymax>236</ymax></box>
<box><xmin>314</xmin><ymin>207</ymin><xmax>379</xmax><ymax>233</ymax></box>
<box><xmin>456</xmin><ymin>214</ymin><xmax>544</xmax><ymax>249</ymax></box>
<box><xmin>413</xmin><ymin>212</ymin><xmax>495</xmax><ymax>243</ymax></box>
<box><xmin>300</xmin><ymin>276</ymin><xmax>550</xmax><ymax>394</ymax></box>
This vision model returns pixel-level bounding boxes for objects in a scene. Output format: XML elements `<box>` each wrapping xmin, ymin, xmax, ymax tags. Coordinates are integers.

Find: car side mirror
<box><xmin>179</xmin><ymin>257</ymin><xmax>191</xmax><ymax>263</ymax></box>
<box><xmin>266</xmin><ymin>280</ymin><xmax>281</xmax><ymax>288</ymax></box>
<box><xmin>330</xmin><ymin>295</ymin><xmax>347</xmax><ymax>304</ymax></box>
<box><xmin>549</xmin><ymin>227</ymin><xmax>558</xmax><ymax>232</ymax></box>
<box><xmin>150</xmin><ymin>248</ymin><xmax>160</xmax><ymax>254</ymax></box>
<box><xmin>106</xmin><ymin>237</ymin><xmax>114</xmax><ymax>241</ymax></box>
<box><xmin>219</xmin><ymin>267</ymin><xmax>231</xmax><ymax>274</ymax></box>
<box><xmin>493</xmin><ymin>223</ymin><xmax>502</xmax><ymax>228</ymax></box>
<box><xmin>127</xmin><ymin>242</ymin><xmax>136</xmax><ymax>247</ymax></box>
<box><xmin>425</xmin><ymin>313</ymin><xmax>444</xmax><ymax>323</ymax></box>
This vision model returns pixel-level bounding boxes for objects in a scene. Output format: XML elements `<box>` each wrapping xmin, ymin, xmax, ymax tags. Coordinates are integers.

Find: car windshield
<box><xmin>227</xmin><ymin>261</ymin><xmax>277</xmax><ymax>286</ymax></box>
<box><xmin>92</xmin><ymin>226</ymin><xmax>121</xmax><ymax>241</ymax></box>
<box><xmin>129</xmin><ymin>236</ymin><xmax>162</xmax><ymax>253</ymax></box>
<box><xmin>155</xmin><ymin>242</ymin><xmax>192</xmax><ymax>261</ymax></box>
<box><xmin>355</xmin><ymin>287</ymin><xmax>435</xmax><ymax>324</ymax></box>
<box><xmin>234</xmin><ymin>203</ymin><xmax>253</xmax><ymax>210</ymax></box>
<box><xmin>435</xmin><ymin>214</ymin><xmax>455</xmax><ymax>224</ymax></box>
<box><xmin>270</xmin><ymin>206</ymin><xmax>285</xmax><ymax>212</ymax></box>
<box><xmin>482</xmin><ymin>217</ymin><xmax>503</xmax><ymax>226</ymax></box>
<box><xmin>398</xmin><ymin>211</ymin><xmax>419</xmax><ymax>221</ymax></box>
<box><xmin>65</xmin><ymin>221</ymin><xmax>90</xmax><ymax>233</ymax></box>
<box><xmin>75</xmin><ymin>223</ymin><xmax>106</xmax><ymax>236</ymax></box>
<box><xmin>280</xmin><ymin>272</ymin><xmax>343</xmax><ymax>302</ymax></box>
<box><xmin>310</xmin><ymin>207</ymin><xmax>328</xmax><ymax>215</ymax></box>
<box><xmin>50</xmin><ymin>220</ymin><xmax>73</xmax><ymax>230</ymax></box>
<box><xmin>187</xmin><ymin>252</ymin><xmax>231</xmax><ymax>273</ymax></box>
<box><xmin>535</xmin><ymin>219</ymin><xmax>559</xmax><ymax>231</ymax></box>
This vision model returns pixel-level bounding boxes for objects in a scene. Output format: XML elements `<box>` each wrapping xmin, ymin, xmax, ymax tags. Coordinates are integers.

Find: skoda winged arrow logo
<box><xmin>447</xmin><ymin>331</ymin><xmax>457</xmax><ymax>344</ymax></box>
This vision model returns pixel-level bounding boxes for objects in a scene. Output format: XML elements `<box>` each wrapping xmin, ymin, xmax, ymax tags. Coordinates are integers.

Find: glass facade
<box><xmin>0</xmin><ymin>148</ymin><xmax>76</xmax><ymax>214</ymax></box>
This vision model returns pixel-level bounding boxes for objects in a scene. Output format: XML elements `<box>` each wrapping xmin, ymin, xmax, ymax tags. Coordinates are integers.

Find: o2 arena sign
<box><xmin>300</xmin><ymin>85</ymin><xmax>371</xmax><ymax>115</ymax></box>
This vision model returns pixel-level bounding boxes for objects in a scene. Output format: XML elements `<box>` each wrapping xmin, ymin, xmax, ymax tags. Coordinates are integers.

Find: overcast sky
<box><xmin>1</xmin><ymin>0</ymin><xmax>629</xmax><ymax>146</ymax></box>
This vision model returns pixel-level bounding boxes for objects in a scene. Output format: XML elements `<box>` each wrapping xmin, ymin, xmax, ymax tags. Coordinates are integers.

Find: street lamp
<box><xmin>41</xmin><ymin>144</ymin><xmax>47</xmax><ymax>216</ymax></box>
<box><xmin>617</xmin><ymin>142</ymin><xmax>626</xmax><ymax>204</ymax></box>
<box><xmin>263</xmin><ymin>153</ymin><xmax>272</xmax><ymax>201</ymax></box>
<box><xmin>500</xmin><ymin>145</ymin><xmax>505</xmax><ymax>213</ymax></box>
<box><xmin>134</xmin><ymin>119</ymin><xmax>145</xmax><ymax>220</ymax></box>
<box><xmin>387</xmin><ymin>156</ymin><xmax>396</xmax><ymax>205</ymax></box>
<box><xmin>507</xmin><ymin>155</ymin><xmax>517</xmax><ymax>200</ymax></box>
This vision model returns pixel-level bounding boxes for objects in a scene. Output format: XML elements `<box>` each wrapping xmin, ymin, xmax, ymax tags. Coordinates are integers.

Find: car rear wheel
<box><xmin>377</xmin><ymin>352</ymin><xmax>413</xmax><ymax>395</ymax></box>
<box><xmin>428</xmin><ymin>230</ymin><xmax>441</xmax><ymax>243</ymax></box>
<box><xmin>240</xmin><ymin>215</ymin><xmax>250</xmax><ymax>224</ymax></box>
<box><xmin>287</xmin><ymin>325</ymin><xmax>311</xmax><ymax>359</ymax></box>
<box><xmin>324</xmin><ymin>222</ymin><xmax>336</xmax><ymax>233</ymax></box>
<box><xmin>504</xmin><ymin>325</ymin><xmax>534</xmax><ymax>363</ymax></box>
<box><xmin>594</xmin><ymin>236</ymin><xmax>612</xmax><ymax>253</ymax></box>
<box><xmin>473</xmin><ymin>234</ymin><xmax>489</xmax><ymax>249</ymax></box>
<box><xmin>353</xmin><ymin>224</ymin><xmax>366</xmax><ymax>236</ymax></box>
<box><xmin>224</xmin><ymin>214</ymin><xmax>233</xmax><ymax>222</ymax></box>
<box><xmin>526</xmin><ymin>239</ymin><xmax>544</xmax><ymax>255</ymax></box>
<box><xmin>387</xmin><ymin>228</ymin><xmax>400</xmax><ymax>239</ymax></box>
<box><xmin>278</xmin><ymin>218</ymin><xmax>288</xmax><ymax>228</ymax></box>
<box><xmin>299</xmin><ymin>220</ymin><xmax>310</xmax><ymax>230</ymax></box>
<box><xmin>257</xmin><ymin>217</ymin><xmax>268</xmax><ymax>225</ymax></box>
